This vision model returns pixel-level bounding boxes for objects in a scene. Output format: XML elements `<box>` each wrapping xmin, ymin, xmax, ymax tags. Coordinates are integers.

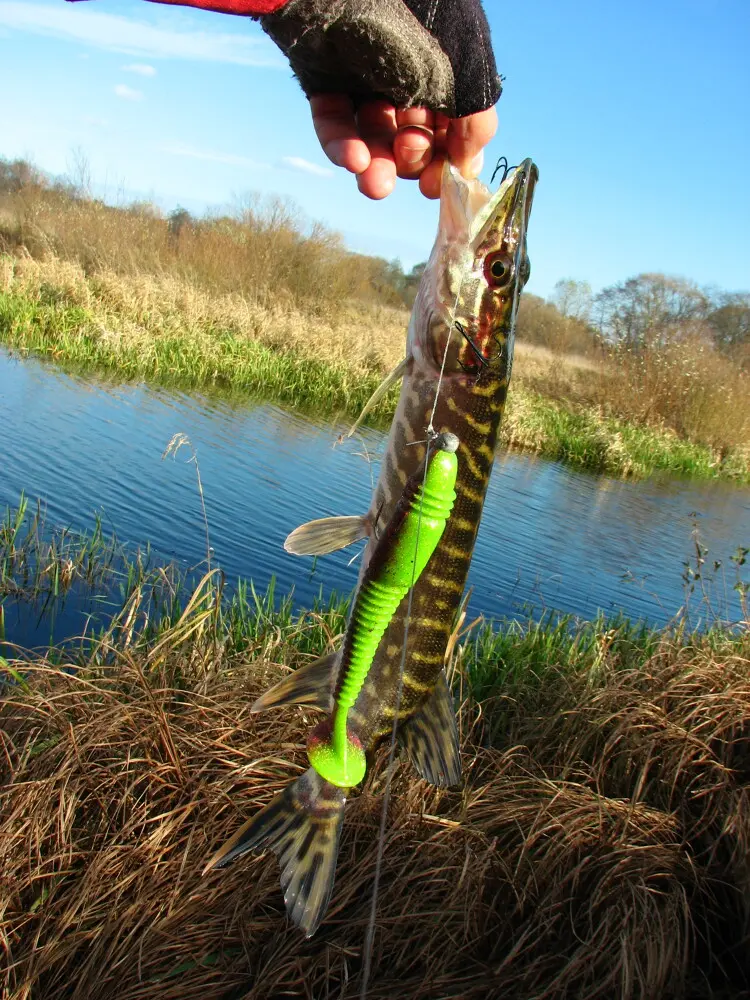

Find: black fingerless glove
<box><xmin>260</xmin><ymin>0</ymin><xmax>502</xmax><ymax>116</ymax></box>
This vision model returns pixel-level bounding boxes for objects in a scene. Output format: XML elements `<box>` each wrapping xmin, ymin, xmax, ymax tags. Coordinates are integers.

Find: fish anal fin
<box><xmin>203</xmin><ymin>767</ymin><xmax>346</xmax><ymax>938</ymax></box>
<box><xmin>400</xmin><ymin>670</ymin><xmax>461</xmax><ymax>787</ymax></box>
<box><xmin>284</xmin><ymin>515</ymin><xmax>369</xmax><ymax>556</ymax></box>
<box><xmin>347</xmin><ymin>356</ymin><xmax>408</xmax><ymax>439</ymax></box>
<box><xmin>251</xmin><ymin>651</ymin><xmax>339</xmax><ymax>714</ymax></box>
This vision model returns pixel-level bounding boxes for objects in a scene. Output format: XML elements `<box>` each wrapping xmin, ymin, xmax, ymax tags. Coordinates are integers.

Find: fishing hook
<box><xmin>490</xmin><ymin>156</ymin><xmax>510</xmax><ymax>186</ymax></box>
<box><xmin>490</xmin><ymin>155</ymin><xmax>523</xmax><ymax>188</ymax></box>
<box><xmin>454</xmin><ymin>321</ymin><xmax>486</xmax><ymax>376</ymax></box>
<box><xmin>454</xmin><ymin>319</ymin><xmax>504</xmax><ymax>376</ymax></box>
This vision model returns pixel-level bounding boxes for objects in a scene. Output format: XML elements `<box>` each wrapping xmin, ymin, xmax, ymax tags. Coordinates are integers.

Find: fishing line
<box><xmin>428</xmin><ymin>289</ymin><xmax>462</xmax><ymax>436</ymax></box>
<box><xmin>361</xmin><ymin>286</ymin><xmax>460</xmax><ymax>1000</ymax></box>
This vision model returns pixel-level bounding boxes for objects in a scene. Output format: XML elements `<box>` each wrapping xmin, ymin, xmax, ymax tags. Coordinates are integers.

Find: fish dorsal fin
<box><xmin>251</xmin><ymin>651</ymin><xmax>339</xmax><ymax>714</ymax></box>
<box><xmin>400</xmin><ymin>670</ymin><xmax>461</xmax><ymax>788</ymax></box>
<box><xmin>284</xmin><ymin>515</ymin><xmax>369</xmax><ymax>557</ymax></box>
<box><xmin>346</xmin><ymin>356</ymin><xmax>408</xmax><ymax>439</ymax></box>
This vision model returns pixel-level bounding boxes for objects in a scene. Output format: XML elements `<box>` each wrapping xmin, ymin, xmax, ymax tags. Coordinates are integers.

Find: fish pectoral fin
<box><xmin>284</xmin><ymin>515</ymin><xmax>369</xmax><ymax>556</ymax></box>
<box><xmin>203</xmin><ymin>767</ymin><xmax>346</xmax><ymax>938</ymax></box>
<box><xmin>400</xmin><ymin>670</ymin><xmax>461</xmax><ymax>788</ymax></box>
<box><xmin>251</xmin><ymin>651</ymin><xmax>339</xmax><ymax>714</ymax></box>
<box><xmin>346</xmin><ymin>355</ymin><xmax>408</xmax><ymax>439</ymax></box>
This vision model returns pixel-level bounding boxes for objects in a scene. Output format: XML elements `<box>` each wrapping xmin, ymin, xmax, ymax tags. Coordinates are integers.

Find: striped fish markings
<box><xmin>204</xmin><ymin>159</ymin><xmax>538</xmax><ymax>936</ymax></box>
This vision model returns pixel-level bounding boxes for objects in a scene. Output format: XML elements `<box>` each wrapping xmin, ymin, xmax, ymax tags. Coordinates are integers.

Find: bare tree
<box><xmin>550</xmin><ymin>278</ymin><xmax>592</xmax><ymax>323</ymax></box>
<box><xmin>0</xmin><ymin>157</ymin><xmax>45</xmax><ymax>193</ymax></box>
<box><xmin>593</xmin><ymin>273</ymin><xmax>709</xmax><ymax>350</ymax></box>
<box><xmin>66</xmin><ymin>145</ymin><xmax>92</xmax><ymax>200</ymax></box>
<box><xmin>707</xmin><ymin>292</ymin><xmax>750</xmax><ymax>355</ymax></box>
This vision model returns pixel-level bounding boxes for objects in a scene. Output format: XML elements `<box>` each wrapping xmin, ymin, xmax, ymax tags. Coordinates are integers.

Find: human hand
<box><xmin>311</xmin><ymin>95</ymin><xmax>498</xmax><ymax>200</ymax></box>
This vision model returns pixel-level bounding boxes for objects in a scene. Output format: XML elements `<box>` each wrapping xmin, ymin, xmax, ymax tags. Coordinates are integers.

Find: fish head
<box><xmin>409</xmin><ymin>158</ymin><xmax>538</xmax><ymax>383</ymax></box>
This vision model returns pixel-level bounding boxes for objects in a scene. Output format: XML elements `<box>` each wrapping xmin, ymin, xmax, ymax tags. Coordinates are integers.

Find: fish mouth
<box><xmin>411</xmin><ymin>158</ymin><xmax>539</xmax><ymax>381</ymax></box>
<box><xmin>420</xmin><ymin>158</ymin><xmax>538</xmax><ymax>379</ymax></box>
<box><xmin>472</xmin><ymin>157</ymin><xmax>538</xmax><ymax>247</ymax></box>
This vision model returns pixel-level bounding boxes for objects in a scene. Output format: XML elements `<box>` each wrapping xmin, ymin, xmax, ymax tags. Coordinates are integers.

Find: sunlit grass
<box><xmin>501</xmin><ymin>389</ymin><xmax>748</xmax><ymax>479</ymax></box>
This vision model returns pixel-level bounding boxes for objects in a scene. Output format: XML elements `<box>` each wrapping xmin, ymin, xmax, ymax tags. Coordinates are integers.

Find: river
<box><xmin>1</xmin><ymin>347</ymin><xmax>748</xmax><ymax>650</ymax></box>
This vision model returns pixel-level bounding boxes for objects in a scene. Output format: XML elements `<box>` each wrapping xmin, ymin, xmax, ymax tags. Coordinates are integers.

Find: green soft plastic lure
<box><xmin>307</xmin><ymin>432</ymin><xmax>459</xmax><ymax>788</ymax></box>
<box><xmin>203</xmin><ymin>434</ymin><xmax>460</xmax><ymax>938</ymax></box>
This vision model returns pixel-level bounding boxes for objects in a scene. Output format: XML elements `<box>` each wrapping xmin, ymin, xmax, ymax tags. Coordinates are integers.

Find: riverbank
<box><xmin>2</xmin><ymin>539</ymin><xmax>750</xmax><ymax>998</ymax></box>
<box><xmin>2</xmin><ymin>254</ymin><xmax>748</xmax><ymax>481</ymax></box>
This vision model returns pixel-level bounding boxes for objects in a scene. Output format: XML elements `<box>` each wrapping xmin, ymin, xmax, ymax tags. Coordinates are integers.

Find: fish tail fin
<box><xmin>203</xmin><ymin>767</ymin><xmax>347</xmax><ymax>938</ymax></box>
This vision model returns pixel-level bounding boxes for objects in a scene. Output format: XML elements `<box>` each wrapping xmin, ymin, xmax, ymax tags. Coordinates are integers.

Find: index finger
<box><xmin>310</xmin><ymin>94</ymin><xmax>371</xmax><ymax>174</ymax></box>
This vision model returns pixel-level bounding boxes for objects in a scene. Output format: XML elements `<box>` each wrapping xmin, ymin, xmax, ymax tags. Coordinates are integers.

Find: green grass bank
<box><xmin>2</xmin><ymin>259</ymin><xmax>747</xmax><ymax>482</ymax></box>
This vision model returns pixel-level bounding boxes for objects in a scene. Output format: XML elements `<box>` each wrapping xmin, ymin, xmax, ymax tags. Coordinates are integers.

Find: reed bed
<box><xmin>1</xmin><ymin>158</ymin><xmax>747</xmax><ymax>480</ymax></box>
<box><xmin>2</xmin><ymin>255</ymin><xmax>746</xmax><ymax>482</ymax></box>
<box><xmin>1</xmin><ymin>496</ymin><xmax>121</xmax><ymax>603</ymax></box>
<box><xmin>2</xmin><ymin>559</ymin><xmax>750</xmax><ymax>999</ymax></box>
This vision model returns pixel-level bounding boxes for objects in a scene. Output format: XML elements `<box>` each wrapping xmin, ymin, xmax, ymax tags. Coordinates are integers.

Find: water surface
<box><xmin>1</xmin><ymin>348</ymin><xmax>748</xmax><ymax>649</ymax></box>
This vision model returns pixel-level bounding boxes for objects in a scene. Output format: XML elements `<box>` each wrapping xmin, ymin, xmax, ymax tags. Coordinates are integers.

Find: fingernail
<box><xmin>401</xmin><ymin>147</ymin><xmax>427</xmax><ymax>165</ymax></box>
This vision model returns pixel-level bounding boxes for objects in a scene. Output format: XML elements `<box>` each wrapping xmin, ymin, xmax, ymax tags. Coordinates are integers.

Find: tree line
<box><xmin>553</xmin><ymin>275</ymin><xmax>749</xmax><ymax>359</ymax></box>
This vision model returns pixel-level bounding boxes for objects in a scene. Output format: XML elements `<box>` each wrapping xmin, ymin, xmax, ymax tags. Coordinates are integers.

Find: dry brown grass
<box><xmin>0</xmin><ymin>253</ymin><xmax>408</xmax><ymax>376</ymax></box>
<box><xmin>0</xmin><ymin>177</ymin><xmax>406</xmax><ymax>319</ymax></box>
<box><xmin>592</xmin><ymin>340</ymin><xmax>750</xmax><ymax>455</ymax></box>
<box><xmin>1</xmin><ymin>164</ymin><xmax>748</xmax><ymax>469</ymax></box>
<box><xmin>3</xmin><ymin>253</ymin><xmax>747</xmax><ymax>479</ymax></box>
<box><xmin>513</xmin><ymin>335</ymin><xmax>750</xmax><ymax>459</ymax></box>
<box><xmin>3</xmin><ymin>625</ymin><xmax>750</xmax><ymax>1000</ymax></box>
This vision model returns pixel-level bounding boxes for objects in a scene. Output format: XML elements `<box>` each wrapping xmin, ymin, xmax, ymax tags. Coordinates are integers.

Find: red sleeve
<box><xmin>66</xmin><ymin>0</ymin><xmax>290</xmax><ymax>13</ymax></box>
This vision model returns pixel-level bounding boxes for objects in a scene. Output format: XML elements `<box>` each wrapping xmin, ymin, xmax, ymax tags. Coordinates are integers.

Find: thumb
<box><xmin>446</xmin><ymin>108</ymin><xmax>498</xmax><ymax>179</ymax></box>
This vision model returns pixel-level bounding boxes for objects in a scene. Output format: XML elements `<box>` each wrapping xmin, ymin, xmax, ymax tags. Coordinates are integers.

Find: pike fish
<box><xmin>203</xmin><ymin>158</ymin><xmax>538</xmax><ymax>936</ymax></box>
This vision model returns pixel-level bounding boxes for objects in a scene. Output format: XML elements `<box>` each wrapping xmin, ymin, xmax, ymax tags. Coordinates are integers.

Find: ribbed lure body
<box><xmin>308</xmin><ymin>435</ymin><xmax>458</xmax><ymax>788</ymax></box>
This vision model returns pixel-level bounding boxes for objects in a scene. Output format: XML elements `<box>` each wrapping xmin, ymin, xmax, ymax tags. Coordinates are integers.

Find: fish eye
<box><xmin>484</xmin><ymin>252</ymin><xmax>514</xmax><ymax>288</ymax></box>
<box><xmin>520</xmin><ymin>256</ymin><xmax>531</xmax><ymax>283</ymax></box>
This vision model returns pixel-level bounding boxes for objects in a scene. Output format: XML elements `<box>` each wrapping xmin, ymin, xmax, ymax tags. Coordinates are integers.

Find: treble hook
<box><xmin>490</xmin><ymin>156</ymin><xmax>509</xmax><ymax>185</ymax></box>
<box><xmin>490</xmin><ymin>155</ymin><xmax>522</xmax><ymax>187</ymax></box>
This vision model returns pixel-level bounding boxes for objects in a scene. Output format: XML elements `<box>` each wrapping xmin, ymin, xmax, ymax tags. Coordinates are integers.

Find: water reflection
<box><xmin>1</xmin><ymin>347</ymin><xmax>748</xmax><ymax>650</ymax></box>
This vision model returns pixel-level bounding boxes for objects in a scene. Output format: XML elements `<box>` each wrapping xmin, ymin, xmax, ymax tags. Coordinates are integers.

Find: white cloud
<box><xmin>114</xmin><ymin>84</ymin><xmax>143</xmax><ymax>102</ymax></box>
<box><xmin>123</xmin><ymin>63</ymin><xmax>156</xmax><ymax>77</ymax></box>
<box><xmin>0</xmin><ymin>2</ymin><xmax>281</xmax><ymax>66</ymax></box>
<box><xmin>281</xmin><ymin>156</ymin><xmax>333</xmax><ymax>178</ymax></box>
<box><xmin>161</xmin><ymin>142</ymin><xmax>269</xmax><ymax>171</ymax></box>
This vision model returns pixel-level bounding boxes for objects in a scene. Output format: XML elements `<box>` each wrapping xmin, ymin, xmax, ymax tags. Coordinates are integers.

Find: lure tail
<box><xmin>203</xmin><ymin>767</ymin><xmax>346</xmax><ymax>938</ymax></box>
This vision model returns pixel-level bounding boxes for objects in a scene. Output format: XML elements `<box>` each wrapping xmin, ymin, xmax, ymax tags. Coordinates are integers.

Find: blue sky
<box><xmin>1</xmin><ymin>0</ymin><xmax>748</xmax><ymax>298</ymax></box>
